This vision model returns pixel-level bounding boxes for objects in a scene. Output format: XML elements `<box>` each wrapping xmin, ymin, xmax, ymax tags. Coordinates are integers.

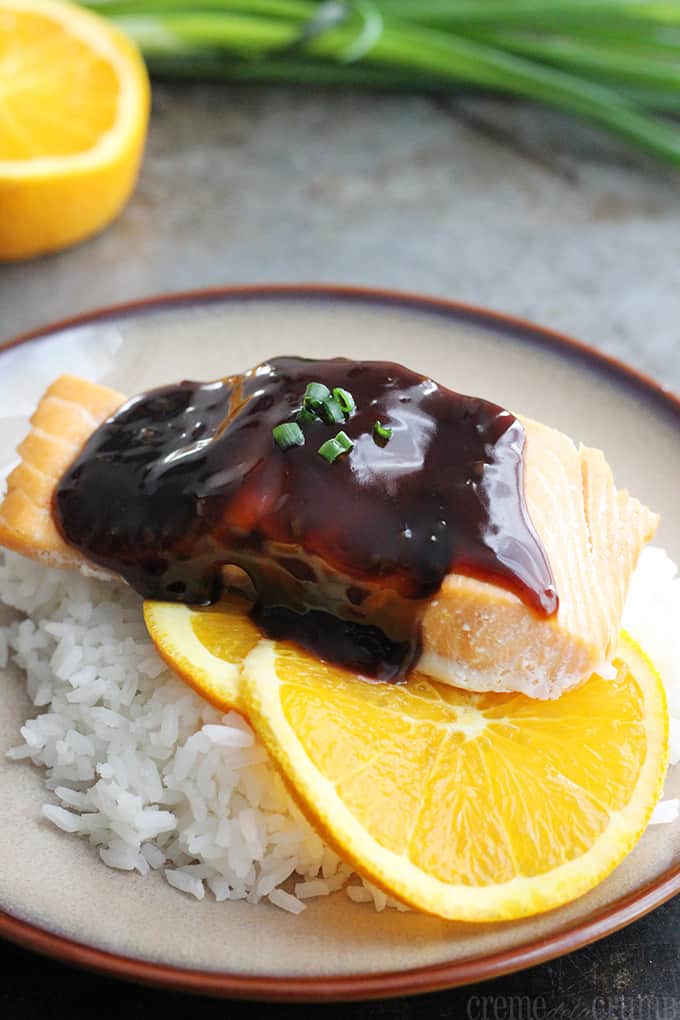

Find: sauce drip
<box><xmin>54</xmin><ymin>357</ymin><xmax>558</xmax><ymax>681</ymax></box>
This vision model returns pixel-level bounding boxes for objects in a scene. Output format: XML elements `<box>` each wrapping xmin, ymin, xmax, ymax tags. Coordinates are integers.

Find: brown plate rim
<box><xmin>0</xmin><ymin>283</ymin><xmax>678</xmax><ymax>1002</ymax></box>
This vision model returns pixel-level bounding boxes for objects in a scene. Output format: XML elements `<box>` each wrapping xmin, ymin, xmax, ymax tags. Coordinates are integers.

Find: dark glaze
<box><xmin>54</xmin><ymin>357</ymin><xmax>558</xmax><ymax>681</ymax></box>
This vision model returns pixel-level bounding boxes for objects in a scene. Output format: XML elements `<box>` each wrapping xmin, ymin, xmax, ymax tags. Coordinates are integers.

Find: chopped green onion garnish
<box><xmin>318</xmin><ymin>430</ymin><xmax>354</xmax><ymax>463</ymax></box>
<box><xmin>296</xmin><ymin>406</ymin><xmax>316</xmax><ymax>425</ymax></box>
<box><xmin>332</xmin><ymin>387</ymin><xmax>356</xmax><ymax>416</ymax></box>
<box><xmin>373</xmin><ymin>420</ymin><xmax>393</xmax><ymax>443</ymax></box>
<box><xmin>303</xmin><ymin>381</ymin><xmax>330</xmax><ymax>412</ymax></box>
<box><xmin>335</xmin><ymin>430</ymin><xmax>353</xmax><ymax>452</ymax></box>
<box><xmin>299</xmin><ymin>382</ymin><xmax>355</xmax><ymax>425</ymax></box>
<box><xmin>272</xmin><ymin>422</ymin><xmax>305</xmax><ymax>450</ymax></box>
<box><xmin>319</xmin><ymin>395</ymin><xmax>345</xmax><ymax>425</ymax></box>
<box><xmin>318</xmin><ymin>438</ymin><xmax>344</xmax><ymax>463</ymax></box>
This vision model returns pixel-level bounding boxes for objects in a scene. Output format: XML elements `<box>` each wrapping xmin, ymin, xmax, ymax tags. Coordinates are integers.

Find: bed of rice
<box><xmin>0</xmin><ymin>546</ymin><xmax>678</xmax><ymax>913</ymax></box>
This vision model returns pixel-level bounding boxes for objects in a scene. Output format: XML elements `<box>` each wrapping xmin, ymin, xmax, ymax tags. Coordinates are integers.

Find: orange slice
<box><xmin>143</xmin><ymin>596</ymin><xmax>262</xmax><ymax>715</ymax></box>
<box><xmin>242</xmin><ymin>632</ymin><xmax>669</xmax><ymax>921</ymax></box>
<box><xmin>0</xmin><ymin>0</ymin><xmax>150</xmax><ymax>260</ymax></box>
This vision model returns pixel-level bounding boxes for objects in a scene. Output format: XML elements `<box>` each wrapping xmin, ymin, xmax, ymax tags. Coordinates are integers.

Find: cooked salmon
<box><xmin>0</xmin><ymin>375</ymin><xmax>659</xmax><ymax>699</ymax></box>
<box><xmin>419</xmin><ymin>418</ymin><xmax>658</xmax><ymax>697</ymax></box>
<box><xmin>0</xmin><ymin>375</ymin><xmax>125</xmax><ymax>570</ymax></box>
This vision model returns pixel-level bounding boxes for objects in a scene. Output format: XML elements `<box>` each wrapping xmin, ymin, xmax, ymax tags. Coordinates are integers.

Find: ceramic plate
<box><xmin>0</xmin><ymin>286</ymin><xmax>678</xmax><ymax>1001</ymax></box>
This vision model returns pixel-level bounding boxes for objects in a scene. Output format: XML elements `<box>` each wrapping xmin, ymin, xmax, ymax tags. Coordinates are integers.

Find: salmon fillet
<box><xmin>419</xmin><ymin>418</ymin><xmax>658</xmax><ymax>697</ymax></box>
<box><xmin>0</xmin><ymin>376</ymin><xmax>125</xmax><ymax>570</ymax></box>
<box><xmin>0</xmin><ymin>375</ymin><xmax>659</xmax><ymax>699</ymax></box>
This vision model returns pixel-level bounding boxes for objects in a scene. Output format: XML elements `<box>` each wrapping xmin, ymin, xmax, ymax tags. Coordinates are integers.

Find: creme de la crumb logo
<box><xmin>465</xmin><ymin>995</ymin><xmax>680</xmax><ymax>1020</ymax></box>
<box><xmin>466</xmin><ymin>995</ymin><xmax>548</xmax><ymax>1020</ymax></box>
<box><xmin>592</xmin><ymin>998</ymin><xmax>680</xmax><ymax>1020</ymax></box>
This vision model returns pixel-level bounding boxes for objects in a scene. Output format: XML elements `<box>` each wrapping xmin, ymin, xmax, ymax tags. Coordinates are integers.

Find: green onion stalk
<box><xmin>81</xmin><ymin>0</ymin><xmax>680</xmax><ymax>167</ymax></box>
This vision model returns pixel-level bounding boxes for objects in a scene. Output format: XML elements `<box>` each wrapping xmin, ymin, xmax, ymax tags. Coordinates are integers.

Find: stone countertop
<box><xmin>0</xmin><ymin>83</ymin><xmax>678</xmax><ymax>1015</ymax></box>
<box><xmin>1</xmin><ymin>83</ymin><xmax>679</xmax><ymax>389</ymax></box>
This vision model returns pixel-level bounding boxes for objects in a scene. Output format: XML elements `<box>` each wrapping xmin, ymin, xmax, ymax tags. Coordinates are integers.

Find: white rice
<box><xmin>0</xmin><ymin>550</ymin><xmax>401</xmax><ymax>912</ymax></box>
<box><xmin>0</xmin><ymin>546</ymin><xmax>678</xmax><ymax>912</ymax></box>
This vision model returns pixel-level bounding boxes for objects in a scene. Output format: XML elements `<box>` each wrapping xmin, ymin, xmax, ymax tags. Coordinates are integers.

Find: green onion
<box><xmin>373</xmin><ymin>420</ymin><xmax>393</xmax><ymax>443</ymax></box>
<box><xmin>319</xmin><ymin>395</ymin><xmax>346</xmax><ymax>424</ymax></box>
<box><xmin>83</xmin><ymin>0</ymin><xmax>680</xmax><ymax>169</ymax></box>
<box><xmin>318</xmin><ymin>430</ymin><xmax>354</xmax><ymax>462</ymax></box>
<box><xmin>272</xmin><ymin>421</ymin><xmax>305</xmax><ymax>449</ymax></box>
<box><xmin>335</xmin><ymin>430</ymin><xmax>354</xmax><ymax>451</ymax></box>
<box><xmin>296</xmin><ymin>405</ymin><xmax>317</xmax><ymax>425</ymax></box>
<box><xmin>332</xmin><ymin>387</ymin><xmax>357</xmax><ymax>416</ymax></box>
<box><xmin>303</xmin><ymin>381</ymin><xmax>331</xmax><ymax>412</ymax></box>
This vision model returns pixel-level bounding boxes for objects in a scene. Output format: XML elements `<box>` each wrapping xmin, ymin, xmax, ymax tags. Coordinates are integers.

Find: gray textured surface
<box><xmin>1</xmin><ymin>84</ymin><xmax>679</xmax><ymax>391</ymax></box>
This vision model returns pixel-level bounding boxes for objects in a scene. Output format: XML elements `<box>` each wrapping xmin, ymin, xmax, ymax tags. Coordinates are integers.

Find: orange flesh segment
<box><xmin>242</xmin><ymin>632</ymin><xmax>668</xmax><ymax>919</ymax></box>
<box><xmin>191</xmin><ymin>606</ymin><xmax>262</xmax><ymax>666</ymax></box>
<box><xmin>0</xmin><ymin>9</ymin><xmax>118</xmax><ymax>159</ymax></box>
<box><xmin>275</xmin><ymin>650</ymin><xmax>644</xmax><ymax>878</ymax></box>
<box><xmin>143</xmin><ymin>596</ymin><xmax>263</xmax><ymax>715</ymax></box>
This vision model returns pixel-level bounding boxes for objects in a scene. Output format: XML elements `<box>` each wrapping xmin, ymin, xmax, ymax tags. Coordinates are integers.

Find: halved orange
<box><xmin>242</xmin><ymin>632</ymin><xmax>669</xmax><ymax>921</ymax></box>
<box><xmin>0</xmin><ymin>0</ymin><xmax>149</xmax><ymax>260</ymax></box>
